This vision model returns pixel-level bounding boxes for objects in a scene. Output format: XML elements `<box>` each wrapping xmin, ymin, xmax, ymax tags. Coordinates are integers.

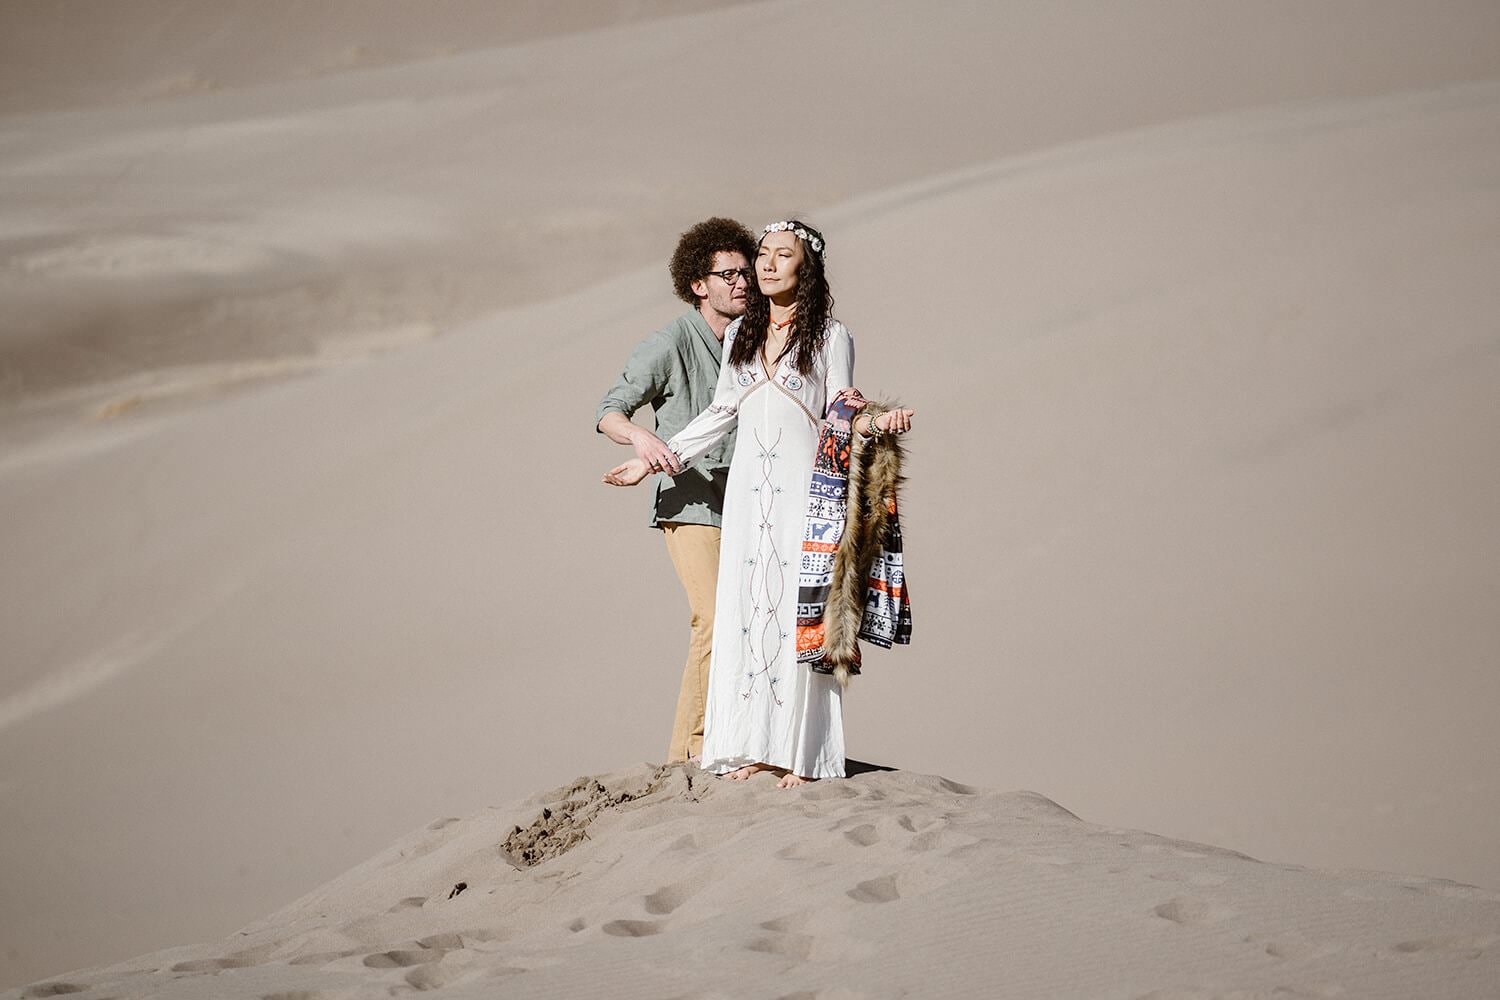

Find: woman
<box><xmin>605</xmin><ymin>221</ymin><xmax>913</xmax><ymax>787</ymax></box>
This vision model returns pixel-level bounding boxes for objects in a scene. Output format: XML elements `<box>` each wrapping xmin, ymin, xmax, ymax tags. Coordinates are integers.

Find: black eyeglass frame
<box><xmin>703</xmin><ymin>267</ymin><xmax>753</xmax><ymax>285</ymax></box>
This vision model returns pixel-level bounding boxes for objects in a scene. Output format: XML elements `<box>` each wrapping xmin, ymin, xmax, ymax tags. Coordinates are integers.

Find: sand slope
<box><xmin>2</xmin><ymin>0</ymin><xmax>1499</xmax><ymax>989</ymax></box>
<box><xmin>4</xmin><ymin>0</ymin><xmax>1498</xmax><ymax>412</ymax></box>
<box><xmin>9</xmin><ymin>764</ymin><xmax>1500</xmax><ymax>999</ymax></box>
<box><xmin>0</xmin><ymin>0</ymin><xmax>762</xmax><ymax>114</ymax></box>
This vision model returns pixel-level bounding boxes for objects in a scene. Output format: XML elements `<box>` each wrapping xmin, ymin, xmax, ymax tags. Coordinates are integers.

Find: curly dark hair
<box><xmin>669</xmin><ymin>217</ymin><xmax>757</xmax><ymax>305</ymax></box>
<box><xmin>729</xmin><ymin>220</ymin><xmax>834</xmax><ymax>378</ymax></box>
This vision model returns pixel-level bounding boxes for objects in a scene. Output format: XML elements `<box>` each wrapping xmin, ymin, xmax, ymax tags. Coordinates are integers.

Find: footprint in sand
<box><xmin>287</xmin><ymin>950</ymin><xmax>362</xmax><ymax>966</ymax></box>
<box><xmin>601</xmin><ymin>919</ymin><xmax>663</xmax><ymax>937</ymax></box>
<box><xmin>361</xmin><ymin>930</ymin><xmax>493</xmax><ymax>969</ymax></box>
<box><xmin>418</xmin><ymin>933</ymin><xmax>472</xmax><ymax>950</ymax></box>
<box><xmin>847</xmin><ymin>874</ymin><xmax>900</xmax><ymax>904</ymax></box>
<box><xmin>1252</xmin><ymin>935</ymin><xmax>1344</xmax><ymax>962</ymax></box>
<box><xmin>386</xmin><ymin>895</ymin><xmax>428</xmax><ymax>912</ymax></box>
<box><xmin>19</xmin><ymin>985</ymin><xmax>87</xmax><ymax>998</ymax></box>
<box><xmin>644</xmin><ymin>882</ymin><xmax>695</xmax><ymax>915</ymax></box>
<box><xmin>665</xmin><ymin>832</ymin><xmax>700</xmax><ymax>853</ymax></box>
<box><xmin>1389</xmin><ymin>934</ymin><xmax>1498</xmax><ymax>958</ymax></box>
<box><xmin>801</xmin><ymin>782</ymin><xmax>861</xmax><ymax>801</ymax></box>
<box><xmin>748</xmin><ymin>933</ymin><xmax>814</xmax><ymax>960</ymax></box>
<box><xmin>1152</xmin><ymin>897</ymin><xmax>1237</xmax><ymax>926</ymax></box>
<box><xmin>171</xmin><ymin>946</ymin><xmax>273</xmax><ymax>972</ymax></box>
<box><xmin>405</xmin><ymin>964</ymin><xmax>459</xmax><ymax>991</ymax></box>
<box><xmin>910</xmin><ymin>825</ymin><xmax>977</xmax><ymax>853</ymax></box>
<box><xmin>363</xmin><ymin>946</ymin><xmax>446</xmax><ymax>968</ymax></box>
<box><xmin>760</xmin><ymin>911</ymin><xmax>810</xmax><ymax>933</ymax></box>
<box><xmin>1148</xmin><ymin>871</ymin><xmax>1229</xmax><ymax>888</ymax></box>
<box><xmin>750</xmin><ymin>909</ymin><xmax>818</xmax><ymax>961</ymax></box>
<box><xmin>859</xmin><ymin>808</ymin><xmax>961</xmax><ymax>853</ymax></box>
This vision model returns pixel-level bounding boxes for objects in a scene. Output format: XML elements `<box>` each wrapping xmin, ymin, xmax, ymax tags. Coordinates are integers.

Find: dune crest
<box><xmin>12</xmin><ymin>765</ymin><xmax>1498</xmax><ymax>999</ymax></box>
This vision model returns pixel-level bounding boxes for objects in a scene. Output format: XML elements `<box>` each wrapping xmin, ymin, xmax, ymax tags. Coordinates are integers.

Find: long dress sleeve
<box><xmin>823</xmin><ymin>321</ymin><xmax>855</xmax><ymax>402</ymax></box>
<box><xmin>666</xmin><ymin>322</ymin><xmax>744</xmax><ymax>469</ymax></box>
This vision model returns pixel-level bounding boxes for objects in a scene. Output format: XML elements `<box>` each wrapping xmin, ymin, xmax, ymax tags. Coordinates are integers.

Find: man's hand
<box><xmin>628</xmin><ymin>428</ymin><xmax>683</xmax><ymax>475</ymax></box>
<box><xmin>603</xmin><ymin>458</ymin><xmax>652</xmax><ymax>487</ymax></box>
<box><xmin>598</xmin><ymin>412</ymin><xmax>683</xmax><ymax>475</ymax></box>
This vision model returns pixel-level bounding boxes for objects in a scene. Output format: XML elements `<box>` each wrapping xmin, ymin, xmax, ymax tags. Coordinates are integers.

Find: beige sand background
<box><xmin>1</xmin><ymin>0</ymin><xmax>1498</xmax><ymax>991</ymax></box>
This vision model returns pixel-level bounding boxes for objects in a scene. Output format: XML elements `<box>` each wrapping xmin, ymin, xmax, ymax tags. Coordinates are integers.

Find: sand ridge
<box><xmin>9</xmin><ymin>765</ymin><xmax>1499</xmax><ymax>999</ymax></box>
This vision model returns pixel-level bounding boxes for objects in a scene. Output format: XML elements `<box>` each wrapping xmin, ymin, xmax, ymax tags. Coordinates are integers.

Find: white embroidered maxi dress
<box><xmin>666</xmin><ymin>318</ymin><xmax>854</xmax><ymax>779</ymax></box>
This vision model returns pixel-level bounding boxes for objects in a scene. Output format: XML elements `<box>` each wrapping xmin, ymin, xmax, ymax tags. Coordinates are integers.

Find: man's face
<box><xmin>691</xmin><ymin>250</ymin><xmax>751</xmax><ymax>319</ymax></box>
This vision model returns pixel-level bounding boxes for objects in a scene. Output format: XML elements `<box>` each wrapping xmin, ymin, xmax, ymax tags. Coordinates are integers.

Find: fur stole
<box><xmin>794</xmin><ymin>395</ymin><xmax>912</xmax><ymax>688</ymax></box>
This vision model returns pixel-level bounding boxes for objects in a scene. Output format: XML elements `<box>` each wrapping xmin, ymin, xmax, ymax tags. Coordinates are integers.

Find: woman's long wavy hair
<box><xmin>728</xmin><ymin>221</ymin><xmax>834</xmax><ymax>378</ymax></box>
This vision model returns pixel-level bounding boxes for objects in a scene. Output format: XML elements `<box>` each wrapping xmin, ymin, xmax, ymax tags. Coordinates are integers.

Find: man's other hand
<box><xmin>603</xmin><ymin>458</ymin><xmax>652</xmax><ymax>487</ymax></box>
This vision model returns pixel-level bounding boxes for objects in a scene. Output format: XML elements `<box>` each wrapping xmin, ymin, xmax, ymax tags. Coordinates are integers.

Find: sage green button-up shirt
<box><xmin>596</xmin><ymin>310</ymin><xmax>736</xmax><ymax>528</ymax></box>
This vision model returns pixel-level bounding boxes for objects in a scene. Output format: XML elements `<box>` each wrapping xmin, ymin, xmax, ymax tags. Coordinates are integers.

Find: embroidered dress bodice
<box><xmin>667</xmin><ymin>318</ymin><xmax>855</xmax><ymax>778</ymax></box>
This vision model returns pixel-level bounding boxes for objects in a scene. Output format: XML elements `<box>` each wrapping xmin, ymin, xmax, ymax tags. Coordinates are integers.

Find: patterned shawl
<box><xmin>795</xmin><ymin>388</ymin><xmax>912</xmax><ymax>686</ymax></box>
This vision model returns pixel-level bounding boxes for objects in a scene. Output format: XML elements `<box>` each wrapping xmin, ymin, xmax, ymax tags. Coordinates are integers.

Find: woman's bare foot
<box><xmin>725</xmin><ymin>762</ymin><xmax>777</xmax><ymax>781</ymax></box>
<box><xmin>777</xmin><ymin>772</ymin><xmax>818</xmax><ymax>789</ymax></box>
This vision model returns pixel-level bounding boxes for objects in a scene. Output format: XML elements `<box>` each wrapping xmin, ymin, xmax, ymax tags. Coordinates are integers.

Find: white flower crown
<box><xmin>762</xmin><ymin>220</ymin><xmax>825</xmax><ymax>254</ymax></box>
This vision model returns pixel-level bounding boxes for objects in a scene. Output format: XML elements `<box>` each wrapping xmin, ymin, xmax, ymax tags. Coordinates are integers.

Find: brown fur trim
<box><xmin>823</xmin><ymin>400</ymin><xmax>906</xmax><ymax>687</ymax></box>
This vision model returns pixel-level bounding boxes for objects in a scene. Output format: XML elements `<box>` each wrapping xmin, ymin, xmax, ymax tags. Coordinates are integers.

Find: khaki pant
<box><xmin>661</xmin><ymin>522</ymin><xmax>720</xmax><ymax>763</ymax></box>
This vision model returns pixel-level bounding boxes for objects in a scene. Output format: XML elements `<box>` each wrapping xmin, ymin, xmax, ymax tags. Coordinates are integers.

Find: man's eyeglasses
<box><xmin>705</xmin><ymin>267</ymin><xmax>753</xmax><ymax>285</ymax></box>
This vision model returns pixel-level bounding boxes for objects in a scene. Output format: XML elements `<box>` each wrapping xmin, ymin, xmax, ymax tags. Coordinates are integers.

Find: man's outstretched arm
<box><xmin>598</xmin><ymin>411</ymin><xmax>682</xmax><ymax>474</ymax></box>
<box><xmin>595</xmin><ymin>334</ymin><xmax>682</xmax><ymax>474</ymax></box>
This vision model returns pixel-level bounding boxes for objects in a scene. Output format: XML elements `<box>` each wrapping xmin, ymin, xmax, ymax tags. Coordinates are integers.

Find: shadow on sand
<box><xmin>845</xmin><ymin>758</ymin><xmax>898</xmax><ymax>778</ymax></box>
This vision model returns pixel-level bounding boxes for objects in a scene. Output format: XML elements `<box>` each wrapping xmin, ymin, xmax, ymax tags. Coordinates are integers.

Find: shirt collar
<box><xmin>685</xmin><ymin>309</ymin><xmax>723</xmax><ymax>361</ymax></box>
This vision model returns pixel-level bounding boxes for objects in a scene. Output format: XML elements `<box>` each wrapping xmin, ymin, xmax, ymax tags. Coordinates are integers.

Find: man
<box><xmin>596</xmin><ymin>217</ymin><xmax>757</xmax><ymax>764</ymax></box>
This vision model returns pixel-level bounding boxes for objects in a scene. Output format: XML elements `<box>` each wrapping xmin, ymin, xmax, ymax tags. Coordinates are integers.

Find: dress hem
<box><xmin>702</xmin><ymin>753</ymin><xmax>846</xmax><ymax>780</ymax></box>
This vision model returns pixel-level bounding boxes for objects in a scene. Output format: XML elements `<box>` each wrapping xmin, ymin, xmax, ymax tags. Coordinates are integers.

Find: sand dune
<box><xmin>4</xmin><ymin>0</ymin><xmax>1498</xmax><ymax>413</ymax></box>
<box><xmin>2</xmin><ymin>0</ymin><xmax>1498</xmax><ymax>990</ymax></box>
<box><xmin>0</xmin><ymin>0</ymin><xmax>761</xmax><ymax>114</ymax></box>
<box><xmin>9</xmin><ymin>764</ymin><xmax>1499</xmax><ymax>999</ymax></box>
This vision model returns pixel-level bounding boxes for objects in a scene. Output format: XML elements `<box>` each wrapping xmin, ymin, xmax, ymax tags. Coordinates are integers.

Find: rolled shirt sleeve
<box><xmin>595</xmin><ymin>331</ymin><xmax>674</xmax><ymax>430</ymax></box>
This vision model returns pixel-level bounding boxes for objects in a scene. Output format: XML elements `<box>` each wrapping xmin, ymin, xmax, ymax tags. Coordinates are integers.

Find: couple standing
<box><xmin>596</xmin><ymin>218</ymin><xmax>913</xmax><ymax>787</ymax></box>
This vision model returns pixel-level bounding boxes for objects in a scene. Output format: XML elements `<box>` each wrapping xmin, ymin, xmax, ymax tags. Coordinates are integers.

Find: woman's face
<box><xmin>756</xmin><ymin>230</ymin><xmax>804</xmax><ymax>299</ymax></box>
